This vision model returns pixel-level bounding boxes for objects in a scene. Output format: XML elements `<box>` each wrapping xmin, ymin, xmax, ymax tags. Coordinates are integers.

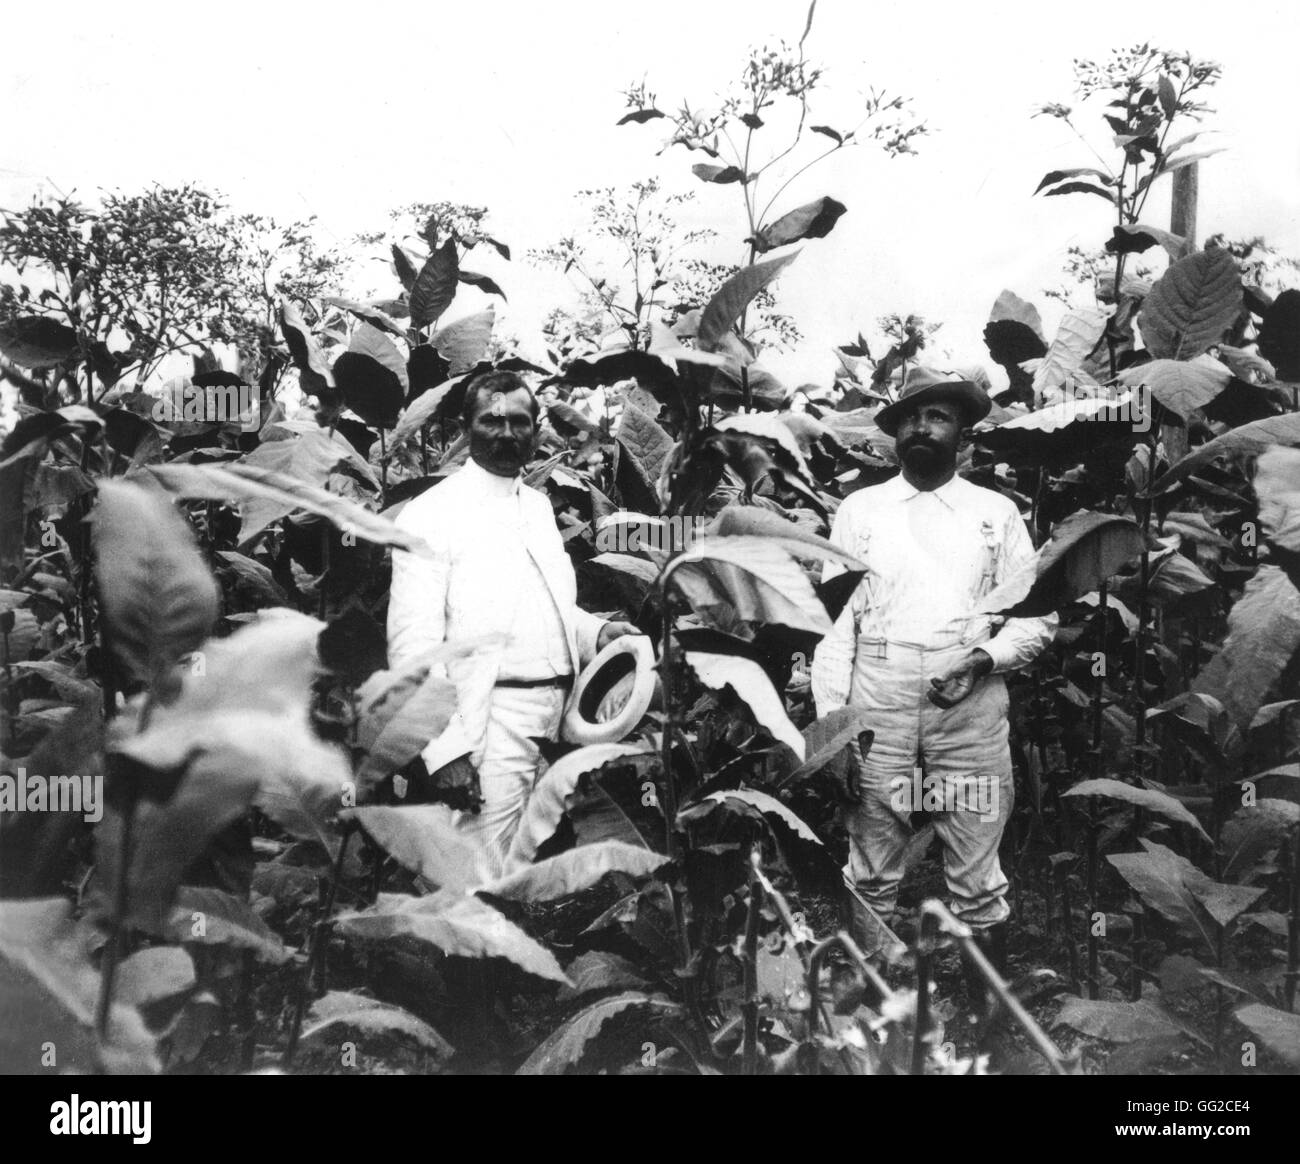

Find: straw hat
<box><xmin>873</xmin><ymin>366</ymin><xmax>991</xmax><ymax>436</ymax></box>
<box><xmin>561</xmin><ymin>634</ymin><xmax>658</xmax><ymax>745</ymax></box>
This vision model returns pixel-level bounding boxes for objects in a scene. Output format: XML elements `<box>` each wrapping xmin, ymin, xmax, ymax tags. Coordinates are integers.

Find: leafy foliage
<box><xmin>1</xmin><ymin>23</ymin><xmax>1298</xmax><ymax>1080</ymax></box>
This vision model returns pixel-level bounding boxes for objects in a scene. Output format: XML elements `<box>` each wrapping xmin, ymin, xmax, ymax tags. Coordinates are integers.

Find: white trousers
<box><xmin>843</xmin><ymin>638</ymin><xmax>1014</xmax><ymax>939</ymax></box>
<box><xmin>454</xmin><ymin>685</ymin><xmax>565</xmax><ymax>880</ymax></box>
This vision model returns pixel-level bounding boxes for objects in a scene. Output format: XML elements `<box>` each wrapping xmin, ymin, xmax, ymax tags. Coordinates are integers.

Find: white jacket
<box><xmin>388</xmin><ymin>459</ymin><xmax>607</xmax><ymax>773</ymax></box>
<box><xmin>811</xmin><ymin>472</ymin><xmax>1057</xmax><ymax>716</ymax></box>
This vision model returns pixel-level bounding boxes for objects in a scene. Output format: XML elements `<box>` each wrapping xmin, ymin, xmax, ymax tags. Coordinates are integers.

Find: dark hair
<box><xmin>459</xmin><ymin>370</ymin><xmax>540</xmax><ymax>427</ymax></box>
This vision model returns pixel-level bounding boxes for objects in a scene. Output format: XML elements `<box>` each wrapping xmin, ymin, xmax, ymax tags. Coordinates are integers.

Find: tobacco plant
<box><xmin>1</xmin><ymin>31</ymin><xmax>1299</xmax><ymax>1077</ymax></box>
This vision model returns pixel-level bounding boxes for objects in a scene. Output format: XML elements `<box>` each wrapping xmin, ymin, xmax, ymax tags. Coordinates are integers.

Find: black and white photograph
<box><xmin>1</xmin><ymin>0</ymin><xmax>1297</xmax><ymax>1117</ymax></box>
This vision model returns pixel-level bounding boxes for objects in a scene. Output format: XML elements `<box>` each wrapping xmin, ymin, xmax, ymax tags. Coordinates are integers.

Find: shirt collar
<box><xmin>891</xmin><ymin>471</ymin><xmax>963</xmax><ymax>511</ymax></box>
<box><xmin>462</xmin><ymin>455</ymin><xmax>522</xmax><ymax>498</ymax></box>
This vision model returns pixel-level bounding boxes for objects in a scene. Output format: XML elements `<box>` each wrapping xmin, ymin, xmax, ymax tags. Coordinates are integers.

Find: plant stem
<box><xmin>1287</xmin><ymin>823</ymin><xmax>1300</xmax><ymax>1012</ymax></box>
<box><xmin>911</xmin><ymin>913</ymin><xmax>934</xmax><ymax>1075</ymax></box>
<box><xmin>283</xmin><ymin>823</ymin><xmax>355</xmax><ymax>1066</ymax></box>
<box><xmin>237</xmin><ymin>951</ymin><xmax>257</xmax><ymax>1070</ymax></box>
<box><xmin>1107</xmin><ymin>163</ymin><xmax>1128</xmax><ymax>379</ymax></box>
<box><xmin>755</xmin><ymin>144</ymin><xmax>838</xmax><ymax>228</ymax></box>
<box><xmin>753</xmin><ymin>866</ymin><xmax>848</xmax><ymax>1072</ymax></box>
<box><xmin>656</xmin><ymin>576</ymin><xmax>680</xmax><ymax>859</ymax></box>
<box><xmin>1058</xmin><ymin>867</ymin><xmax>1081</xmax><ymax>992</ymax></box>
<box><xmin>1086</xmin><ymin>567</ymin><xmax>1105</xmax><ymax>1001</ymax></box>
<box><xmin>1086</xmin><ymin>806</ymin><xmax>1099</xmax><ymax>1001</ymax></box>
<box><xmin>1</xmin><ymin>629</ymin><xmax>15</xmax><ymax>752</ymax></box>
<box><xmin>924</xmin><ymin>900</ymin><xmax>1077</xmax><ymax>1073</ymax></box>
<box><xmin>741</xmin><ymin>845</ymin><xmax>761</xmax><ymax>1075</ymax></box>
<box><xmin>1213</xmin><ymin>929</ymin><xmax>1225</xmax><ymax>1062</ymax></box>
<box><xmin>1091</xmin><ymin>579</ymin><xmax>1108</xmax><ymax>769</ymax></box>
<box><xmin>1132</xmin><ymin>74</ymin><xmax>1191</xmax><ymax>223</ymax></box>
<box><xmin>318</xmin><ymin>524</ymin><xmax>330</xmax><ymax>621</ymax></box>
<box><xmin>1130</xmin><ymin>909</ymin><xmax>1145</xmax><ymax>1001</ymax></box>
<box><xmin>1132</xmin><ymin>440</ymin><xmax>1155</xmax><ymax>780</ymax></box>
<box><xmin>79</xmin><ymin>455</ymin><xmax>97</xmax><ymax>653</ymax></box>
<box><xmin>91</xmin><ymin>631</ymin><xmax>143</xmax><ymax>1056</ymax></box>
<box><xmin>94</xmin><ymin>774</ymin><xmax>137</xmax><ymax>1048</ymax></box>
<box><xmin>1043</xmin><ymin>859</ymin><xmax>1056</xmax><ymax>939</ymax></box>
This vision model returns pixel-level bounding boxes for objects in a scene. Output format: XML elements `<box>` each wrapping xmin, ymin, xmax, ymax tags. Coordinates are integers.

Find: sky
<box><xmin>3</xmin><ymin>0</ymin><xmax>1298</xmax><ymax>392</ymax></box>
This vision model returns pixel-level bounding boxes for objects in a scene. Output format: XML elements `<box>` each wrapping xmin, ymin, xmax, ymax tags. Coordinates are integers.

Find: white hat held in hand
<box><xmin>561</xmin><ymin>634</ymin><xmax>658</xmax><ymax>745</ymax></box>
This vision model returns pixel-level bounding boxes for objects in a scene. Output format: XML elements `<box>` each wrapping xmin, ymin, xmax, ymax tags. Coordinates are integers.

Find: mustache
<box><xmin>899</xmin><ymin>436</ymin><xmax>940</xmax><ymax>454</ymax></box>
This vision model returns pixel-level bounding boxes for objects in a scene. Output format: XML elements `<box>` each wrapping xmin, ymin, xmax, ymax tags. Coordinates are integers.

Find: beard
<box><xmin>471</xmin><ymin>434</ymin><xmax>530</xmax><ymax>475</ymax></box>
<box><xmin>490</xmin><ymin>439</ymin><xmax>525</xmax><ymax>465</ymax></box>
<box><xmin>898</xmin><ymin>438</ymin><xmax>947</xmax><ymax>474</ymax></box>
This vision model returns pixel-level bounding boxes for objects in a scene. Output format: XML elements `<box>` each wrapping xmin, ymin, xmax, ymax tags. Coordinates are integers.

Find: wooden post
<box><xmin>1172</xmin><ymin>163</ymin><xmax>1198</xmax><ymax>250</ymax></box>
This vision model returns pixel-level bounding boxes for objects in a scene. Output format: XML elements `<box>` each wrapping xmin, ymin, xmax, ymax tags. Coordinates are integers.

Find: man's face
<box><xmin>894</xmin><ymin>398</ymin><xmax>965</xmax><ymax>477</ymax></box>
<box><xmin>467</xmin><ymin>387</ymin><xmax>537</xmax><ymax>477</ymax></box>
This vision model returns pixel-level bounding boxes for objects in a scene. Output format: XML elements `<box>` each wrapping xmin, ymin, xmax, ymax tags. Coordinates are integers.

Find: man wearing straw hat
<box><xmin>812</xmin><ymin>366</ymin><xmax>1057</xmax><ymax>990</ymax></box>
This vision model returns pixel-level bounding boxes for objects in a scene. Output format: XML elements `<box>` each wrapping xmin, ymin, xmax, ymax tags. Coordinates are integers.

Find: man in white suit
<box><xmin>388</xmin><ymin>370</ymin><xmax>639</xmax><ymax>875</ymax></box>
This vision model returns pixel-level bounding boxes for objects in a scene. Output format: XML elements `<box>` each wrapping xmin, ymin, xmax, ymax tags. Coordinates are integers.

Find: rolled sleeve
<box><xmin>982</xmin><ymin>506</ymin><xmax>1057</xmax><ymax>673</ymax></box>
<box><xmin>982</xmin><ymin>615</ymin><xmax>1056</xmax><ymax>673</ymax></box>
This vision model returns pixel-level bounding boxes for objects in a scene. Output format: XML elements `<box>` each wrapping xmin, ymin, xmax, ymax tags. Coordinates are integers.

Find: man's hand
<box><xmin>928</xmin><ymin>648</ymin><xmax>994</xmax><ymax>709</ymax></box>
<box><xmin>411</xmin><ymin>754</ymin><xmax>482</xmax><ymax>812</ymax></box>
<box><xmin>597</xmin><ymin>620</ymin><xmax>643</xmax><ymax>650</ymax></box>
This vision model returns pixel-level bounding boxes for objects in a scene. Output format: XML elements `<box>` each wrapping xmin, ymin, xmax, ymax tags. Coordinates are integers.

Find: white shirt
<box><xmin>467</xmin><ymin>465</ymin><xmax>572</xmax><ymax>680</ymax></box>
<box><xmin>811</xmin><ymin>472</ymin><xmax>1057</xmax><ymax>714</ymax></box>
<box><xmin>388</xmin><ymin>458</ymin><xmax>606</xmax><ymax>770</ymax></box>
